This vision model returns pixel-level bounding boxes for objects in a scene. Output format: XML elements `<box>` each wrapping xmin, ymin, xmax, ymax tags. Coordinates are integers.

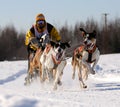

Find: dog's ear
<box><xmin>63</xmin><ymin>42</ymin><xmax>71</xmax><ymax>48</ymax></box>
<box><xmin>66</xmin><ymin>42</ymin><xmax>71</xmax><ymax>48</ymax></box>
<box><xmin>79</xmin><ymin>28</ymin><xmax>87</xmax><ymax>34</ymax></box>
<box><xmin>89</xmin><ymin>30</ymin><xmax>96</xmax><ymax>38</ymax></box>
<box><xmin>92</xmin><ymin>30</ymin><xmax>96</xmax><ymax>35</ymax></box>
<box><xmin>50</xmin><ymin>41</ymin><xmax>56</xmax><ymax>47</ymax></box>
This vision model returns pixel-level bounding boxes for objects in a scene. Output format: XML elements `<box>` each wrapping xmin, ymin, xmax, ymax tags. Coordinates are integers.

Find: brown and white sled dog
<box><xmin>71</xmin><ymin>28</ymin><xmax>100</xmax><ymax>88</ymax></box>
<box><xmin>24</xmin><ymin>40</ymin><xmax>43</xmax><ymax>85</ymax></box>
<box><xmin>72</xmin><ymin>45</ymin><xmax>88</xmax><ymax>88</ymax></box>
<box><xmin>24</xmin><ymin>34</ymin><xmax>48</xmax><ymax>85</ymax></box>
<box><xmin>40</xmin><ymin>41</ymin><xmax>70</xmax><ymax>90</ymax></box>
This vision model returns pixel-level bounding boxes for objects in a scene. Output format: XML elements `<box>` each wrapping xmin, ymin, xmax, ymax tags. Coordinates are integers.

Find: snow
<box><xmin>0</xmin><ymin>54</ymin><xmax>120</xmax><ymax>107</ymax></box>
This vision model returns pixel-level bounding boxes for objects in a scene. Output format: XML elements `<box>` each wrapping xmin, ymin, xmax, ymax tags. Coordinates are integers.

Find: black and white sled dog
<box><xmin>80</xmin><ymin>28</ymin><xmax>100</xmax><ymax>75</ymax></box>
<box><xmin>71</xmin><ymin>28</ymin><xmax>100</xmax><ymax>88</ymax></box>
<box><xmin>40</xmin><ymin>41</ymin><xmax>70</xmax><ymax>90</ymax></box>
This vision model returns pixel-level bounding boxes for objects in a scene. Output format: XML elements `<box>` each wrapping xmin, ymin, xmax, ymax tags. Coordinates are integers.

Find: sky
<box><xmin>0</xmin><ymin>54</ymin><xmax>120</xmax><ymax>107</ymax></box>
<box><xmin>0</xmin><ymin>0</ymin><xmax>120</xmax><ymax>32</ymax></box>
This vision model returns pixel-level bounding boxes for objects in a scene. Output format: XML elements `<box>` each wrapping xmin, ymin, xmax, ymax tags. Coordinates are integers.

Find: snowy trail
<box><xmin>0</xmin><ymin>54</ymin><xmax>120</xmax><ymax>107</ymax></box>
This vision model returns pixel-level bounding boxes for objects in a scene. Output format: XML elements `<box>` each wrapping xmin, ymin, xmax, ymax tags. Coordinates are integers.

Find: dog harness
<box><xmin>86</xmin><ymin>45</ymin><xmax>96</xmax><ymax>63</ymax></box>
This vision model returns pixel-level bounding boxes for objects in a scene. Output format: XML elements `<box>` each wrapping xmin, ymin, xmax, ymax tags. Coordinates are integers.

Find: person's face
<box><xmin>37</xmin><ymin>20</ymin><xmax>45</xmax><ymax>29</ymax></box>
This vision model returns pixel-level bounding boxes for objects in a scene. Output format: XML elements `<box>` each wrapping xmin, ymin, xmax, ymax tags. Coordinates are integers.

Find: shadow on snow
<box><xmin>94</xmin><ymin>82</ymin><xmax>120</xmax><ymax>91</ymax></box>
<box><xmin>0</xmin><ymin>69</ymin><xmax>26</xmax><ymax>85</ymax></box>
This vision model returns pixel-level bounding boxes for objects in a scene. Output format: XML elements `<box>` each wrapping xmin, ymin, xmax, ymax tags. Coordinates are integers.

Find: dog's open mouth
<box><xmin>56</xmin><ymin>52</ymin><xmax>63</xmax><ymax>61</ymax></box>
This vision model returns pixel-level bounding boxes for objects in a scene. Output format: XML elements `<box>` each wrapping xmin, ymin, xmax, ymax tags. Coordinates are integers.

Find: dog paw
<box><xmin>72</xmin><ymin>74</ymin><xmax>75</xmax><ymax>80</ymax></box>
<box><xmin>91</xmin><ymin>70</ymin><xmax>95</xmax><ymax>75</ymax></box>
<box><xmin>57</xmin><ymin>80</ymin><xmax>62</xmax><ymax>86</ymax></box>
<box><xmin>40</xmin><ymin>78</ymin><xmax>45</xmax><ymax>83</ymax></box>
<box><xmin>83</xmin><ymin>85</ymin><xmax>87</xmax><ymax>88</ymax></box>
<box><xmin>53</xmin><ymin>85</ymin><xmax>57</xmax><ymax>90</ymax></box>
<box><xmin>24</xmin><ymin>79</ymin><xmax>30</xmax><ymax>86</ymax></box>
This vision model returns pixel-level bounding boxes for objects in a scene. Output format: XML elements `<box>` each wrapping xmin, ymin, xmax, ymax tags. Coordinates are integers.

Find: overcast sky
<box><xmin>0</xmin><ymin>0</ymin><xmax>120</xmax><ymax>32</ymax></box>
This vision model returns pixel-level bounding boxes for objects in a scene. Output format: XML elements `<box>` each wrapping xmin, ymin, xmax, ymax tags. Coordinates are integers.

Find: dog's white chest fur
<box><xmin>40</xmin><ymin>48</ymin><xmax>55</xmax><ymax>69</ymax></box>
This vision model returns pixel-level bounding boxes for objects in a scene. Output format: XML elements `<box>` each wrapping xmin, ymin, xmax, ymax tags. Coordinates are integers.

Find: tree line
<box><xmin>0</xmin><ymin>18</ymin><xmax>120</xmax><ymax>61</ymax></box>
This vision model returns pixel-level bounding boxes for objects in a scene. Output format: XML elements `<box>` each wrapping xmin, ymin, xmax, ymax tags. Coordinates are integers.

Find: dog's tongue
<box><xmin>56</xmin><ymin>53</ymin><xmax>62</xmax><ymax>60</ymax></box>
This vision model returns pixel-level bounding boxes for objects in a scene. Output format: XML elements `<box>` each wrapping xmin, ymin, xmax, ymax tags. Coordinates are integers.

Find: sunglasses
<box><xmin>37</xmin><ymin>20</ymin><xmax>45</xmax><ymax>25</ymax></box>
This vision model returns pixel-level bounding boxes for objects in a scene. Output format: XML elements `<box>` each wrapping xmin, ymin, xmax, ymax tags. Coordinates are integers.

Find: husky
<box><xmin>40</xmin><ymin>41</ymin><xmax>70</xmax><ymax>90</ymax></box>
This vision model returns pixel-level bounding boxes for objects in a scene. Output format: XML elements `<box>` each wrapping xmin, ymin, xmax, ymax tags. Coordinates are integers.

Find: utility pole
<box><xmin>103</xmin><ymin>13</ymin><xmax>109</xmax><ymax>31</ymax></box>
<box><xmin>102</xmin><ymin>13</ymin><xmax>109</xmax><ymax>53</ymax></box>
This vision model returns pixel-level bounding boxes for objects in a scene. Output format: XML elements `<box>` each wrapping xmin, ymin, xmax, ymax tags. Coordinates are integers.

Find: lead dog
<box><xmin>71</xmin><ymin>28</ymin><xmax>100</xmax><ymax>88</ymax></box>
<box><xmin>80</xmin><ymin>28</ymin><xmax>100</xmax><ymax>75</ymax></box>
<box><xmin>40</xmin><ymin>41</ymin><xmax>70</xmax><ymax>90</ymax></box>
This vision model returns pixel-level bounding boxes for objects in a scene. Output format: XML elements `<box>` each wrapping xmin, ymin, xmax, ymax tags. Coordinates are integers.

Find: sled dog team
<box><xmin>24</xmin><ymin>28</ymin><xmax>100</xmax><ymax>90</ymax></box>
